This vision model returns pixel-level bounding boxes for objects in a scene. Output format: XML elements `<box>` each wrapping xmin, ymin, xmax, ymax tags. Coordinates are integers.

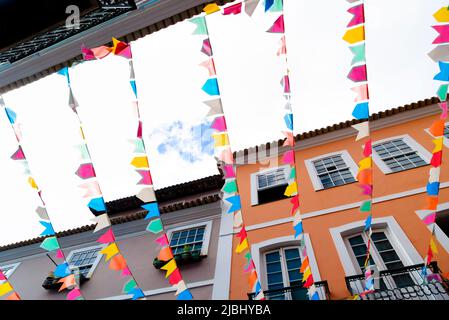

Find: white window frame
<box><xmin>416</xmin><ymin>201</ymin><xmax>449</xmax><ymax>254</ymax></box>
<box><xmin>250</xmin><ymin>165</ymin><xmax>291</xmax><ymax>205</ymax></box>
<box><xmin>304</xmin><ymin>150</ymin><xmax>358</xmax><ymax>191</ymax></box>
<box><xmin>66</xmin><ymin>244</ymin><xmax>105</xmax><ymax>279</ymax></box>
<box><xmin>0</xmin><ymin>262</ymin><xmax>20</xmax><ymax>281</ymax></box>
<box><xmin>166</xmin><ymin>220</ymin><xmax>213</xmax><ymax>256</ymax></box>
<box><xmin>371</xmin><ymin>134</ymin><xmax>432</xmax><ymax>174</ymax></box>
<box><xmin>264</xmin><ymin>246</ymin><xmax>303</xmax><ymax>287</ymax></box>
<box><xmin>424</xmin><ymin>121</ymin><xmax>449</xmax><ymax>148</ymax></box>
<box><xmin>330</xmin><ymin>216</ymin><xmax>422</xmax><ymax>277</ymax></box>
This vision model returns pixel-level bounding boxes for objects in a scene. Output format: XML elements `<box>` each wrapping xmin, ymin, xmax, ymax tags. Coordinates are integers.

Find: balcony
<box><xmin>248</xmin><ymin>280</ymin><xmax>330</xmax><ymax>300</ymax></box>
<box><xmin>345</xmin><ymin>262</ymin><xmax>449</xmax><ymax>300</ymax></box>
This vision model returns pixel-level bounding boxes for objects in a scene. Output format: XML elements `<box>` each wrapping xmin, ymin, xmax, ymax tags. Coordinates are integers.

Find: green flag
<box><xmin>360</xmin><ymin>200</ymin><xmax>372</xmax><ymax>213</ymax></box>
<box><xmin>350</xmin><ymin>43</ymin><xmax>366</xmax><ymax>65</ymax></box>
<box><xmin>147</xmin><ymin>218</ymin><xmax>163</xmax><ymax>234</ymax></box>
<box><xmin>190</xmin><ymin>17</ymin><xmax>208</xmax><ymax>35</ymax></box>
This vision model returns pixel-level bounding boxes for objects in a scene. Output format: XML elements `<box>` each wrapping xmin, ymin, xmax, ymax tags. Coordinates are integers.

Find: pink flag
<box><xmin>199</xmin><ymin>59</ymin><xmax>216</xmax><ymax>77</ymax></box>
<box><xmin>348</xmin><ymin>65</ymin><xmax>367</xmax><ymax>82</ymax></box>
<box><xmin>224</xmin><ymin>165</ymin><xmax>236</xmax><ymax>178</ymax></box>
<box><xmin>277</xmin><ymin>36</ymin><xmax>287</xmax><ymax>56</ymax></box>
<box><xmin>363</xmin><ymin>140</ymin><xmax>372</xmax><ymax>157</ymax></box>
<box><xmin>155</xmin><ymin>234</ymin><xmax>169</xmax><ymax>247</ymax></box>
<box><xmin>137</xmin><ymin>121</ymin><xmax>142</xmax><ymax>138</ymax></box>
<box><xmin>116</xmin><ymin>46</ymin><xmax>132</xmax><ymax>59</ymax></box>
<box><xmin>76</xmin><ymin>163</ymin><xmax>96</xmax><ymax>180</ymax></box>
<box><xmin>137</xmin><ymin>170</ymin><xmax>153</xmax><ymax>185</ymax></box>
<box><xmin>423</xmin><ymin>212</ymin><xmax>436</xmax><ymax>225</ymax></box>
<box><xmin>56</xmin><ymin>249</ymin><xmax>65</xmax><ymax>259</ymax></box>
<box><xmin>432</xmin><ymin>25</ymin><xmax>449</xmax><ymax>44</ymax></box>
<box><xmin>97</xmin><ymin>228</ymin><xmax>115</xmax><ymax>244</ymax></box>
<box><xmin>440</xmin><ymin>102</ymin><xmax>448</xmax><ymax>120</ymax></box>
<box><xmin>282</xmin><ymin>150</ymin><xmax>295</xmax><ymax>165</ymax></box>
<box><xmin>267</xmin><ymin>15</ymin><xmax>284</xmax><ymax>33</ymax></box>
<box><xmin>78</xmin><ymin>181</ymin><xmax>102</xmax><ymax>198</ymax></box>
<box><xmin>281</xmin><ymin>75</ymin><xmax>291</xmax><ymax>93</ymax></box>
<box><xmin>223</xmin><ymin>2</ymin><xmax>242</xmax><ymax>15</ymax></box>
<box><xmin>67</xmin><ymin>288</ymin><xmax>82</xmax><ymax>300</ymax></box>
<box><xmin>11</xmin><ymin>146</ymin><xmax>25</xmax><ymax>160</ymax></box>
<box><xmin>347</xmin><ymin>4</ymin><xmax>365</xmax><ymax>27</ymax></box>
<box><xmin>91</xmin><ymin>46</ymin><xmax>112</xmax><ymax>59</ymax></box>
<box><xmin>244</xmin><ymin>260</ymin><xmax>256</xmax><ymax>273</ymax></box>
<box><xmin>0</xmin><ymin>271</ymin><xmax>6</xmax><ymax>281</ymax></box>
<box><xmin>81</xmin><ymin>45</ymin><xmax>95</xmax><ymax>60</ymax></box>
<box><xmin>211</xmin><ymin>116</ymin><xmax>227</xmax><ymax>132</ymax></box>
<box><xmin>283</xmin><ymin>131</ymin><xmax>294</xmax><ymax>147</ymax></box>
<box><xmin>201</xmin><ymin>39</ymin><xmax>213</xmax><ymax>56</ymax></box>
<box><xmin>351</xmin><ymin>84</ymin><xmax>369</xmax><ymax>102</ymax></box>
<box><xmin>121</xmin><ymin>266</ymin><xmax>132</xmax><ymax>277</ymax></box>
<box><xmin>218</xmin><ymin>148</ymin><xmax>234</xmax><ymax>164</ymax></box>
<box><xmin>360</xmin><ymin>184</ymin><xmax>372</xmax><ymax>196</ymax></box>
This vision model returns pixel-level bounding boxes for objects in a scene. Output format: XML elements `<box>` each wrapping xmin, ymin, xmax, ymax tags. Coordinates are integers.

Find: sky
<box><xmin>0</xmin><ymin>0</ymin><xmax>446</xmax><ymax>246</ymax></box>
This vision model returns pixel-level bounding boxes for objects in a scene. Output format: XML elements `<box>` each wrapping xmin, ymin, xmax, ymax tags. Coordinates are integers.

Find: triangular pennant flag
<box><xmin>155</xmin><ymin>234</ymin><xmax>169</xmax><ymax>247</ymax></box>
<box><xmin>123</xmin><ymin>279</ymin><xmax>137</xmax><ymax>294</ymax></box>
<box><xmin>352</xmin><ymin>121</ymin><xmax>370</xmax><ymax>141</ymax></box>
<box><xmin>97</xmin><ymin>229</ymin><xmax>115</xmax><ymax>244</ymax></box>
<box><xmin>146</xmin><ymin>218</ymin><xmax>163</xmax><ymax>234</ymax></box>
<box><xmin>427</xmin><ymin>182</ymin><xmax>440</xmax><ymax>196</ymax></box>
<box><xmin>202</xmin><ymin>78</ymin><xmax>220</xmax><ymax>96</ymax></box>
<box><xmin>203</xmin><ymin>3</ymin><xmax>220</xmax><ymax>14</ymax></box>
<box><xmin>129</xmin><ymin>60</ymin><xmax>135</xmax><ymax>79</ymax></box>
<box><xmin>100</xmin><ymin>243</ymin><xmax>119</xmax><ymax>261</ymax></box>
<box><xmin>142</xmin><ymin>202</ymin><xmax>160</xmax><ymax>220</ymax></box>
<box><xmin>121</xmin><ymin>267</ymin><xmax>132</xmax><ymax>277</ymax></box>
<box><xmin>177</xmin><ymin>289</ymin><xmax>193</xmax><ymax>300</ymax></box>
<box><xmin>36</xmin><ymin>206</ymin><xmax>49</xmax><ymax>220</ymax></box>
<box><xmin>429</xmin><ymin>167</ymin><xmax>441</xmax><ymax>183</ymax></box>
<box><xmin>67</xmin><ymin>288</ymin><xmax>82</xmax><ymax>300</ymax></box>
<box><xmin>225</xmin><ymin>195</ymin><xmax>242</xmax><ymax>213</ymax></box>
<box><xmin>75</xmin><ymin>163</ymin><xmax>96</xmax><ymax>179</ymax></box>
<box><xmin>109</xmin><ymin>254</ymin><xmax>127</xmax><ymax>271</ymax></box>
<box><xmin>352</xmin><ymin>102</ymin><xmax>370</xmax><ymax>120</ymax></box>
<box><xmin>223</xmin><ymin>3</ymin><xmax>242</xmax><ymax>15</ymax></box>
<box><xmin>300</xmin><ymin>256</ymin><xmax>310</xmax><ymax>273</ymax></box>
<box><xmin>269</xmin><ymin>0</ymin><xmax>283</xmax><ymax>12</ymax></box>
<box><xmin>265</xmin><ymin>0</ymin><xmax>274</xmax><ymax>11</ymax></box>
<box><xmin>54</xmin><ymin>263</ymin><xmax>71</xmax><ymax>278</ymax></box>
<box><xmin>434</xmin><ymin>6</ymin><xmax>449</xmax><ymax>22</ymax></box>
<box><xmin>282</xmin><ymin>150</ymin><xmax>295</xmax><ymax>165</ymax></box>
<box><xmin>74</xmin><ymin>144</ymin><xmax>90</xmax><ymax>161</ymax></box>
<box><xmin>137</xmin><ymin>187</ymin><xmax>156</xmax><ymax>202</ymax></box>
<box><xmin>129</xmin><ymin>138</ymin><xmax>146</xmax><ymax>153</ymax></box>
<box><xmin>267</xmin><ymin>15</ymin><xmax>284</xmax><ymax>33</ymax></box>
<box><xmin>245</xmin><ymin>0</ymin><xmax>260</xmax><ymax>17</ymax></box>
<box><xmin>434</xmin><ymin>61</ymin><xmax>449</xmax><ymax>81</ymax></box>
<box><xmin>423</xmin><ymin>212</ymin><xmax>437</xmax><ymax>225</ymax></box>
<box><xmin>223</xmin><ymin>165</ymin><xmax>236</xmax><ymax>178</ymax></box>
<box><xmin>11</xmin><ymin>146</ymin><xmax>25</xmax><ymax>160</ymax></box>
<box><xmin>429</xmin><ymin>120</ymin><xmax>445</xmax><ymax>136</ymax></box>
<box><xmin>130</xmin><ymin>288</ymin><xmax>145</xmax><ymax>300</ymax></box>
<box><xmin>204</xmin><ymin>99</ymin><xmax>224</xmax><ymax>116</ymax></box>
<box><xmin>281</xmin><ymin>75</ymin><xmax>291</xmax><ymax>93</ymax></box>
<box><xmin>199</xmin><ymin>59</ymin><xmax>216</xmax><ymax>76</ymax></box>
<box><xmin>68</xmin><ymin>88</ymin><xmax>79</xmax><ymax>112</ymax></box>
<box><xmin>283</xmin><ymin>131</ymin><xmax>294</xmax><ymax>147</ymax></box>
<box><xmin>131</xmin><ymin>156</ymin><xmax>149</xmax><ymax>169</ymax></box>
<box><xmin>174</xmin><ymin>280</ymin><xmax>187</xmax><ymax>295</ymax></box>
<box><xmin>40</xmin><ymin>237</ymin><xmax>60</xmax><ymax>252</ymax></box>
<box><xmin>222</xmin><ymin>180</ymin><xmax>238</xmax><ymax>194</ymax></box>
<box><xmin>78</xmin><ymin>180</ymin><xmax>101</xmax><ymax>198</ymax></box>
<box><xmin>5</xmin><ymin>107</ymin><xmax>17</xmax><ymax>124</ymax></box>
<box><xmin>432</xmin><ymin>25</ymin><xmax>449</xmax><ymax>44</ymax></box>
<box><xmin>428</xmin><ymin>44</ymin><xmax>449</xmax><ymax>63</ymax></box>
<box><xmin>6</xmin><ymin>292</ymin><xmax>21</xmax><ymax>300</ymax></box>
<box><xmin>290</xmin><ymin>195</ymin><xmax>300</xmax><ymax>214</ymax></box>
<box><xmin>360</xmin><ymin>184</ymin><xmax>373</xmax><ymax>196</ymax></box>
<box><xmin>350</xmin><ymin>43</ymin><xmax>366</xmax><ymax>65</ymax></box>
<box><xmin>218</xmin><ymin>147</ymin><xmax>234</xmax><ymax>164</ymax></box>
<box><xmin>169</xmin><ymin>269</ymin><xmax>182</xmax><ymax>285</ymax></box>
<box><xmin>360</xmin><ymin>200</ymin><xmax>372</xmax><ymax>212</ymax></box>
<box><xmin>363</xmin><ymin>140</ymin><xmax>372</xmax><ymax>157</ymax></box>
<box><xmin>284</xmin><ymin>182</ymin><xmax>298</xmax><ymax>197</ymax></box>
<box><xmin>211</xmin><ymin>116</ymin><xmax>227</xmax><ymax>132</ymax></box>
<box><xmin>56</xmin><ymin>249</ymin><xmax>64</xmax><ymax>259</ymax></box>
<box><xmin>433</xmin><ymin>138</ymin><xmax>444</xmax><ymax>153</ymax></box>
<box><xmin>201</xmin><ymin>39</ymin><xmax>213</xmax><ymax>56</ymax></box>
<box><xmin>39</xmin><ymin>221</ymin><xmax>55</xmax><ymax>236</ymax></box>
<box><xmin>440</xmin><ymin>102</ymin><xmax>448</xmax><ymax>119</ymax></box>
<box><xmin>161</xmin><ymin>259</ymin><xmax>177</xmax><ymax>278</ymax></box>
<box><xmin>88</xmin><ymin>197</ymin><xmax>107</xmax><ymax>213</ymax></box>
<box><xmin>58</xmin><ymin>274</ymin><xmax>76</xmax><ymax>292</ymax></box>
<box><xmin>137</xmin><ymin>121</ymin><xmax>142</xmax><ymax>138</ymax></box>
<box><xmin>348</xmin><ymin>64</ymin><xmax>367</xmax><ymax>82</ymax></box>
<box><xmin>351</xmin><ymin>84</ymin><xmax>369</xmax><ymax>102</ymax></box>
<box><xmin>236</xmin><ymin>238</ymin><xmax>248</xmax><ymax>253</ymax></box>
<box><xmin>431</xmin><ymin>151</ymin><xmax>443</xmax><ymax>167</ymax></box>
<box><xmin>342</xmin><ymin>25</ymin><xmax>365</xmax><ymax>44</ymax></box>
<box><xmin>158</xmin><ymin>246</ymin><xmax>174</xmax><ymax>262</ymax></box>
<box><xmin>425</xmin><ymin>196</ymin><xmax>439</xmax><ymax>210</ymax></box>
<box><xmin>28</xmin><ymin>177</ymin><xmax>38</xmax><ymax>189</ymax></box>
<box><xmin>293</xmin><ymin>221</ymin><xmax>303</xmax><ymax>238</ymax></box>
<box><xmin>277</xmin><ymin>36</ymin><xmax>287</xmax><ymax>56</ymax></box>
<box><xmin>213</xmin><ymin>133</ymin><xmax>230</xmax><ymax>147</ymax></box>
<box><xmin>430</xmin><ymin>238</ymin><xmax>439</xmax><ymax>254</ymax></box>
<box><xmin>358</xmin><ymin>157</ymin><xmax>372</xmax><ymax>172</ymax></box>
<box><xmin>137</xmin><ymin>170</ymin><xmax>153</xmax><ymax>185</ymax></box>
<box><xmin>284</xmin><ymin>113</ymin><xmax>293</xmax><ymax>130</ymax></box>
<box><xmin>357</xmin><ymin>169</ymin><xmax>372</xmax><ymax>185</ymax></box>
<box><xmin>347</xmin><ymin>4</ymin><xmax>365</xmax><ymax>27</ymax></box>
<box><xmin>0</xmin><ymin>283</ymin><xmax>13</xmax><ymax>297</ymax></box>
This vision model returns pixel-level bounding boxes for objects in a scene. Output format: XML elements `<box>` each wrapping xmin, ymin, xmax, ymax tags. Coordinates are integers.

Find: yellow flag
<box><xmin>235</xmin><ymin>238</ymin><xmax>248</xmax><ymax>254</ymax></box>
<box><xmin>130</xmin><ymin>156</ymin><xmax>149</xmax><ymax>168</ymax></box>
<box><xmin>358</xmin><ymin>157</ymin><xmax>372</xmax><ymax>172</ymax></box>
<box><xmin>100</xmin><ymin>243</ymin><xmax>119</xmax><ymax>261</ymax></box>
<box><xmin>28</xmin><ymin>177</ymin><xmax>38</xmax><ymax>189</ymax></box>
<box><xmin>302</xmin><ymin>267</ymin><xmax>311</xmax><ymax>281</ymax></box>
<box><xmin>203</xmin><ymin>3</ymin><xmax>220</xmax><ymax>14</ymax></box>
<box><xmin>433</xmin><ymin>138</ymin><xmax>444</xmax><ymax>153</ymax></box>
<box><xmin>80</xmin><ymin>126</ymin><xmax>85</xmax><ymax>140</ymax></box>
<box><xmin>434</xmin><ymin>7</ymin><xmax>449</xmax><ymax>22</ymax></box>
<box><xmin>342</xmin><ymin>25</ymin><xmax>365</xmax><ymax>44</ymax></box>
<box><xmin>111</xmin><ymin>37</ymin><xmax>120</xmax><ymax>53</ymax></box>
<box><xmin>284</xmin><ymin>182</ymin><xmax>298</xmax><ymax>197</ymax></box>
<box><xmin>213</xmin><ymin>133</ymin><xmax>230</xmax><ymax>147</ymax></box>
<box><xmin>430</xmin><ymin>238</ymin><xmax>439</xmax><ymax>254</ymax></box>
<box><xmin>161</xmin><ymin>259</ymin><xmax>177</xmax><ymax>278</ymax></box>
<box><xmin>0</xmin><ymin>282</ymin><xmax>13</xmax><ymax>297</ymax></box>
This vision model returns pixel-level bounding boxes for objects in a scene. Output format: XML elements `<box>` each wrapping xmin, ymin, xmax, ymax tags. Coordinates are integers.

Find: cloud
<box><xmin>150</xmin><ymin>119</ymin><xmax>215</xmax><ymax>163</ymax></box>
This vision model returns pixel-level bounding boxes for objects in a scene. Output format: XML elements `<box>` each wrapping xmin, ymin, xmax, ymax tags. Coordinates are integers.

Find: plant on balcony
<box><xmin>152</xmin><ymin>245</ymin><xmax>205</xmax><ymax>269</ymax></box>
<box><xmin>42</xmin><ymin>271</ymin><xmax>88</xmax><ymax>290</ymax></box>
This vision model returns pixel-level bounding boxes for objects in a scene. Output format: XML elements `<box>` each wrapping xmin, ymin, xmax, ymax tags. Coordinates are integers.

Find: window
<box><xmin>167</xmin><ymin>221</ymin><xmax>213</xmax><ymax>256</ymax></box>
<box><xmin>305</xmin><ymin>150</ymin><xmax>358</xmax><ymax>191</ymax></box>
<box><xmin>373</xmin><ymin>137</ymin><xmax>427</xmax><ymax>173</ymax></box>
<box><xmin>67</xmin><ymin>246</ymin><xmax>103</xmax><ymax>278</ymax></box>
<box><xmin>264</xmin><ymin>247</ymin><xmax>307</xmax><ymax>300</ymax></box>
<box><xmin>346</xmin><ymin>231</ymin><xmax>414</xmax><ymax>289</ymax></box>
<box><xmin>444</xmin><ymin>124</ymin><xmax>449</xmax><ymax>139</ymax></box>
<box><xmin>250</xmin><ymin>166</ymin><xmax>289</xmax><ymax>205</ymax></box>
<box><xmin>436</xmin><ymin>209</ymin><xmax>449</xmax><ymax>240</ymax></box>
<box><xmin>312</xmin><ymin>154</ymin><xmax>356</xmax><ymax>189</ymax></box>
<box><xmin>0</xmin><ymin>263</ymin><xmax>19</xmax><ymax>280</ymax></box>
<box><xmin>169</xmin><ymin>226</ymin><xmax>206</xmax><ymax>255</ymax></box>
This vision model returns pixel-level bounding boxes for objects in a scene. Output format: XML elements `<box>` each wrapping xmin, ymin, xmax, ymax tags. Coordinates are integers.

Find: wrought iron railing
<box><xmin>345</xmin><ymin>261</ymin><xmax>449</xmax><ymax>300</ymax></box>
<box><xmin>248</xmin><ymin>280</ymin><xmax>330</xmax><ymax>300</ymax></box>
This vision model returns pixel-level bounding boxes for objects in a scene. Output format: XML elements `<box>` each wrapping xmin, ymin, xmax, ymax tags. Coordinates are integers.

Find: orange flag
<box><xmin>425</xmin><ymin>196</ymin><xmax>439</xmax><ymax>210</ymax></box>
<box><xmin>429</xmin><ymin>120</ymin><xmax>445</xmax><ymax>136</ymax></box>
<box><xmin>109</xmin><ymin>254</ymin><xmax>127</xmax><ymax>271</ymax></box>
<box><xmin>248</xmin><ymin>270</ymin><xmax>258</xmax><ymax>289</ymax></box>
<box><xmin>300</xmin><ymin>256</ymin><xmax>310</xmax><ymax>273</ymax></box>
<box><xmin>158</xmin><ymin>247</ymin><xmax>174</xmax><ymax>262</ymax></box>
<box><xmin>6</xmin><ymin>292</ymin><xmax>20</xmax><ymax>300</ymax></box>
<box><xmin>357</xmin><ymin>168</ymin><xmax>372</xmax><ymax>185</ymax></box>
<box><xmin>58</xmin><ymin>274</ymin><xmax>76</xmax><ymax>292</ymax></box>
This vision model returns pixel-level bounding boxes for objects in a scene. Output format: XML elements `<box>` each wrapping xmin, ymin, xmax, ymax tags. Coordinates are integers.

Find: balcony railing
<box><xmin>345</xmin><ymin>261</ymin><xmax>449</xmax><ymax>300</ymax></box>
<box><xmin>248</xmin><ymin>280</ymin><xmax>330</xmax><ymax>300</ymax></box>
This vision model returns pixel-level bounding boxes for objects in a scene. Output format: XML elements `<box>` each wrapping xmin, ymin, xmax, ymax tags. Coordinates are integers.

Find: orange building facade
<box><xmin>213</xmin><ymin>98</ymin><xmax>449</xmax><ymax>300</ymax></box>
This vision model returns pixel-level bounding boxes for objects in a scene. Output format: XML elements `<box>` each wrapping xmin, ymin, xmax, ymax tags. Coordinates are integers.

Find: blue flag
<box><xmin>5</xmin><ymin>108</ymin><xmax>17</xmax><ymax>124</ymax></box>
<box><xmin>426</xmin><ymin>182</ymin><xmax>440</xmax><ymax>196</ymax></box>
<box><xmin>142</xmin><ymin>202</ymin><xmax>160</xmax><ymax>220</ymax></box>
<box><xmin>352</xmin><ymin>102</ymin><xmax>369</xmax><ymax>120</ymax></box>
<box><xmin>54</xmin><ymin>263</ymin><xmax>71</xmax><ymax>278</ymax></box>
<box><xmin>202</xmin><ymin>78</ymin><xmax>220</xmax><ymax>96</ymax></box>
<box><xmin>434</xmin><ymin>61</ymin><xmax>449</xmax><ymax>81</ymax></box>
<box><xmin>177</xmin><ymin>289</ymin><xmax>193</xmax><ymax>300</ymax></box>
<box><xmin>225</xmin><ymin>195</ymin><xmax>241</xmax><ymax>213</ymax></box>
<box><xmin>88</xmin><ymin>197</ymin><xmax>106</xmax><ymax>212</ymax></box>
<box><xmin>40</xmin><ymin>221</ymin><xmax>55</xmax><ymax>236</ymax></box>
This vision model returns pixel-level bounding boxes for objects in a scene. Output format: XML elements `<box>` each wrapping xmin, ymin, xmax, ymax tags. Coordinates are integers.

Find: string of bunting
<box><xmin>190</xmin><ymin>3</ymin><xmax>265</xmax><ymax>300</ymax></box>
<box><xmin>419</xmin><ymin>5</ymin><xmax>449</xmax><ymax>281</ymax></box>
<box><xmin>342</xmin><ymin>0</ymin><xmax>376</xmax><ymax>296</ymax></box>
<box><xmin>81</xmin><ymin>38</ymin><xmax>193</xmax><ymax>300</ymax></box>
<box><xmin>263</xmin><ymin>0</ymin><xmax>319</xmax><ymax>300</ymax></box>
<box><xmin>58</xmin><ymin>66</ymin><xmax>145</xmax><ymax>300</ymax></box>
<box><xmin>1</xmin><ymin>96</ymin><xmax>82</xmax><ymax>300</ymax></box>
<box><xmin>0</xmin><ymin>267</ymin><xmax>20</xmax><ymax>300</ymax></box>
